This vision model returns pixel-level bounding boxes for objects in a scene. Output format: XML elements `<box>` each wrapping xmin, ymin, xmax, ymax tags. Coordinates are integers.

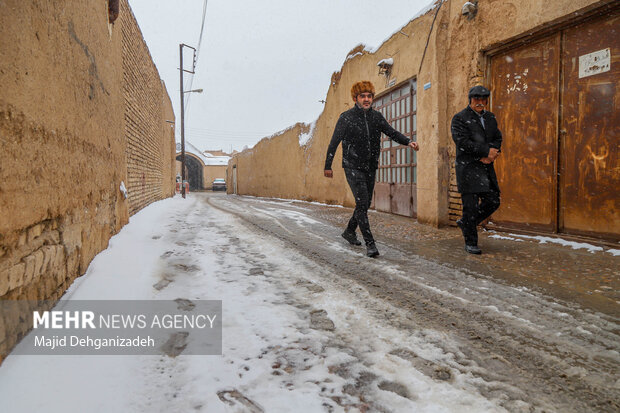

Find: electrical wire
<box><xmin>184</xmin><ymin>0</ymin><xmax>209</xmax><ymax>112</ymax></box>
<box><xmin>418</xmin><ymin>0</ymin><xmax>445</xmax><ymax>74</ymax></box>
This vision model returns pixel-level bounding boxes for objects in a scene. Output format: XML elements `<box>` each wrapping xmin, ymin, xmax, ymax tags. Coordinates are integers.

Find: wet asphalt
<box><xmin>202</xmin><ymin>192</ymin><xmax>619</xmax><ymax>412</ymax></box>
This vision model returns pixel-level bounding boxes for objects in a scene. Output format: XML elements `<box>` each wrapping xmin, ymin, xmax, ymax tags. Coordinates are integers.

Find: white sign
<box><xmin>579</xmin><ymin>48</ymin><xmax>610</xmax><ymax>78</ymax></box>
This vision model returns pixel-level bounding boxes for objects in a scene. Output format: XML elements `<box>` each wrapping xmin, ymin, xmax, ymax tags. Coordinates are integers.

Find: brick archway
<box><xmin>176</xmin><ymin>153</ymin><xmax>204</xmax><ymax>190</ymax></box>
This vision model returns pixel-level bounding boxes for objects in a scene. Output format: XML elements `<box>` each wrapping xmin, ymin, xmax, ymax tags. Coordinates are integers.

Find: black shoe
<box><xmin>465</xmin><ymin>245</ymin><xmax>482</xmax><ymax>254</ymax></box>
<box><xmin>366</xmin><ymin>243</ymin><xmax>380</xmax><ymax>257</ymax></box>
<box><xmin>342</xmin><ymin>231</ymin><xmax>362</xmax><ymax>245</ymax></box>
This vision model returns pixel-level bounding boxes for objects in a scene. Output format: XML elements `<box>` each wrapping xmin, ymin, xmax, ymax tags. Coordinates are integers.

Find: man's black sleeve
<box><xmin>489</xmin><ymin>116</ymin><xmax>502</xmax><ymax>151</ymax></box>
<box><xmin>324</xmin><ymin>114</ymin><xmax>346</xmax><ymax>170</ymax></box>
<box><xmin>451</xmin><ymin>114</ymin><xmax>490</xmax><ymax>157</ymax></box>
<box><xmin>378</xmin><ymin>114</ymin><xmax>411</xmax><ymax>146</ymax></box>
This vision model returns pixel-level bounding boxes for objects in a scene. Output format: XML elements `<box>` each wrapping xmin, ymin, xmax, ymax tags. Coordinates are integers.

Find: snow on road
<box><xmin>2</xmin><ymin>193</ymin><xmax>618</xmax><ymax>412</ymax></box>
<box><xmin>0</xmin><ymin>195</ymin><xmax>506</xmax><ymax>412</ymax></box>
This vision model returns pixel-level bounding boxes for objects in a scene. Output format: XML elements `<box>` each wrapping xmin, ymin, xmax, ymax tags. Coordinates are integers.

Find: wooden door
<box><xmin>490</xmin><ymin>35</ymin><xmax>561</xmax><ymax>230</ymax></box>
<box><xmin>560</xmin><ymin>11</ymin><xmax>620</xmax><ymax>240</ymax></box>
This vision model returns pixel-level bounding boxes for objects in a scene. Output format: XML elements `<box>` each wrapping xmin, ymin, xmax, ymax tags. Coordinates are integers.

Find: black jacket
<box><xmin>451</xmin><ymin>106</ymin><xmax>502</xmax><ymax>194</ymax></box>
<box><xmin>325</xmin><ymin>105</ymin><xmax>411</xmax><ymax>172</ymax></box>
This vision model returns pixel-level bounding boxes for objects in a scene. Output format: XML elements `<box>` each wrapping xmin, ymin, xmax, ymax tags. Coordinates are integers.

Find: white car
<box><xmin>212</xmin><ymin>178</ymin><xmax>226</xmax><ymax>191</ymax></box>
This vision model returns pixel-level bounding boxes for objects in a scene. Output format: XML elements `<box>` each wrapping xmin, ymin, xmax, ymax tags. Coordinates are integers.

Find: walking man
<box><xmin>451</xmin><ymin>85</ymin><xmax>502</xmax><ymax>254</ymax></box>
<box><xmin>324</xmin><ymin>81</ymin><xmax>419</xmax><ymax>257</ymax></box>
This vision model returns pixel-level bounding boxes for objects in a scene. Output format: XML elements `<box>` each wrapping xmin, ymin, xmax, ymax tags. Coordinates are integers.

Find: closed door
<box><xmin>489</xmin><ymin>11</ymin><xmax>619</xmax><ymax>241</ymax></box>
<box><xmin>490</xmin><ymin>35</ymin><xmax>560</xmax><ymax>231</ymax></box>
<box><xmin>560</xmin><ymin>11</ymin><xmax>620</xmax><ymax>239</ymax></box>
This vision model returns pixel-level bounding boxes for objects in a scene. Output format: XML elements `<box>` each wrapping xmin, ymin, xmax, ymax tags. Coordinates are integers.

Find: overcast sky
<box><xmin>127</xmin><ymin>0</ymin><xmax>433</xmax><ymax>152</ymax></box>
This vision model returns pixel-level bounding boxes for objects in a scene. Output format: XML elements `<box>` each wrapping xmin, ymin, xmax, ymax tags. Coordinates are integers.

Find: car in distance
<box><xmin>212</xmin><ymin>178</ymin><xmax>226</xmax><ymax>191</ymax></box>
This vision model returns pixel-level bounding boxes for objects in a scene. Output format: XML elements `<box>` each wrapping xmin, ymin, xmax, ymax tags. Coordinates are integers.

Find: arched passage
<box><xmin>176</xmin><ymin>154</ymin><xmax>204</xmax><ymax>191</ymax></box>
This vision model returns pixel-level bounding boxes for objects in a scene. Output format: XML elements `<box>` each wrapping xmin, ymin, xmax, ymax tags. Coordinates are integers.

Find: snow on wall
<box><xmin>363</xmin><ymin>0</ymin><xmax>440</xmax><ymax>53</ymax></box>
<box><xmin>182</xmin><ymin>141</ymin><xmax>209</xmax><ymax>165</ymax></box>
<box><xmin>299</xmin><ymin>121</ymin><xmax>317</xmax><ymax>147</ymax></box>
<box><xmin>203</xmin><ymin>153</ymin><xmax>231</xmax><ymax>166</ymax></box>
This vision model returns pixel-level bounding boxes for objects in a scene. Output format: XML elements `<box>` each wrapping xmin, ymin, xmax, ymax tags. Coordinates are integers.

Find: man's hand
<box><xmin>324</xmin><ymin>169</ymin><xmax>333</xmax><ymax>178</ymax></box>
<box><xmin>408</xmin><ymin>141</ymin><xmax>419</xmax><ymax>151</ymax></box>
<box><xmin>479</xmin><ymin>157</ymin><xmax>493</xmax><ymax>164</ymax></box>
<box><xmin>488</xmin><ymin>147</ymin><xmax>500</xmax><ymax>160</ymax></box>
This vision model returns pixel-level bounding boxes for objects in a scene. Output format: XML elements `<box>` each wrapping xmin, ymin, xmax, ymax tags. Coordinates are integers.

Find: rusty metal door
<box><xmin>559</xmin><ymin>12</ymin><xmax>620</xmax><ymax>239</ymax></box>
<box><xmin>490</xmin><ymin>35</ymin><xmax>560</xmax><ymax>230</ymax></box>
<box><xmin>373</xmin><ymin>81</ymin><xmax>417</xmax><ymax>217</ymax></box>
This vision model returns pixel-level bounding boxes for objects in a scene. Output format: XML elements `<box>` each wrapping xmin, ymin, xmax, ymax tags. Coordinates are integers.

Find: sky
<box><xmin>127</xmin><ymin>0</ymin><xmax>434</xmax><ymax>153</ymax></box>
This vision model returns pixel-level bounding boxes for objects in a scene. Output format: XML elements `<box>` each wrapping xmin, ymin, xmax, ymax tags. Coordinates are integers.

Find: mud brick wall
<box><xmin>162</xmin><ymin>92</ymin><xmax>177</xmax><ymax>198</ymax></box>
<box><xmin>0</xmin><ymin>0</ymin><xmax>174</xmax><ymax>359</ymax></box>
<box><xmin>120</xmin><ymin>1</ymin><xmax>176</xmax><ymax>215</ymax></box>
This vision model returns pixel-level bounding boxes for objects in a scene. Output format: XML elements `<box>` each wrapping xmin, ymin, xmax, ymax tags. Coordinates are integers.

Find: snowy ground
<box><xmin>1</xmin><ymin>193</ymin><xmax>618</xmax><ymax>412</ymax></box>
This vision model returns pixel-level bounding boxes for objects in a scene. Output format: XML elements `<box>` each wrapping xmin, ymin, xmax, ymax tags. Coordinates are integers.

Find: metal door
<box><xmin>490</xmin><ymin>35</ymin><xmax>561</xmax><ymax>230</ymax></box>
<box><xmin>560</xmin><ymin>11</ymin><xmax>620</xmax><ymax>239</ymax></box>
<box><xmin>489</xmin><ymin>10</ymin><xmax>619</xmax><ymax>241</ymax></box>
<box><xmin>373</xmin><ymin>81</ymin><xmax>417</xmax><ymax>217</ymax></box>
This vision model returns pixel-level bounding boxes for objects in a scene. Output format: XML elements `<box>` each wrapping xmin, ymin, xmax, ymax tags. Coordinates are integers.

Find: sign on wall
<box><xmin>579</xmin><ymin>48</ymin><xmax>610</xmax><ymax>78</ymax></box>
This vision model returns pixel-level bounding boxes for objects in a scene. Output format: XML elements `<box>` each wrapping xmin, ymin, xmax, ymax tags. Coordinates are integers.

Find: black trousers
<box><xmin>460</xmin><ymin>191</ymin><xmax>500</xmax><ymax>246</ymax></box>
<box><xmin>344</xmin><ymin>168</ymin><xmax>376</xmax><ymax>245</ymax></box>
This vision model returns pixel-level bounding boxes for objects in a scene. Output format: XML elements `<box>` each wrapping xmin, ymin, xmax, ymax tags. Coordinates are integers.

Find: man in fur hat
<box><xmin>451</xmin><ymin>85</ymin><xmax>502</xmax><ymax>254</ymax></box>
<box><xmin>324</xmin><ymin>81</ymin><xmax>419</xmax><ymax>257</ymax></box>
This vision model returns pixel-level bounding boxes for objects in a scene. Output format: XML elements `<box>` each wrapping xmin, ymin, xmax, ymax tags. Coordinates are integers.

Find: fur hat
<box><xmin>350</xmin><ymin>81</ymin><xmax>375</xmax><ymax>101</ymax></box>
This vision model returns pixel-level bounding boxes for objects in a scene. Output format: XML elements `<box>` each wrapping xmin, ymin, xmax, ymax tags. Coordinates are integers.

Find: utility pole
<box><xmin>179</xmin><ymin>43</ymin><xmax>197</xmax><ymax>199</ymax></box>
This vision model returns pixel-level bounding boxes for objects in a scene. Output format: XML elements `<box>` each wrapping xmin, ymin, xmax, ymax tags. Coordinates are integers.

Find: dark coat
<box><xmin>451</xmin><ymin>106</ymin><xmax>502</xmax><ymax>194</ymax></box>
<box><xmin>325</xmin><ymin>105</ymin><xmax>410</xmax><ymax>172</ymax></box>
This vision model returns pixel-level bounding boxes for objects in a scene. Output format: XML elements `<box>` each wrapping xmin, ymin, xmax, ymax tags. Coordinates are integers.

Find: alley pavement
<box><xmin>207</xmin><ymin>192</ymin><xmax>619</xmax><ymax>412</ymax></box>
<box><xmin>276</xmin><ymin>194</ymin><xmax>619</xmax><ymax>318</ymax></box>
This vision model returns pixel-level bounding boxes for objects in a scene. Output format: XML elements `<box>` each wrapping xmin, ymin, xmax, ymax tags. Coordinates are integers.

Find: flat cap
<box><xmin>468</xmin><ymin>85</ymin><xmax>490</xmax><ymax>98</ymax></box>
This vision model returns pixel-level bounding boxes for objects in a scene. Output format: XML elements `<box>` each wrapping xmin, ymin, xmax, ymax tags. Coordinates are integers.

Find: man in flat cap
<box><xmin>451</xmin><ymin>85</ymin><xmax>502</xmax><ymax>254</ymax></box>
<box><xmin>324</xmin><ymin>81</ymin><xmax>419</xmax><ymax>257</ymax></box>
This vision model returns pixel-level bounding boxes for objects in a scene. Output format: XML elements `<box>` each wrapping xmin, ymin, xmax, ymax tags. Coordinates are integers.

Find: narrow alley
<box><xmin>1</xmin><ymin>193</ymin><xmax>617</xmax><ymax>412</ymax></box>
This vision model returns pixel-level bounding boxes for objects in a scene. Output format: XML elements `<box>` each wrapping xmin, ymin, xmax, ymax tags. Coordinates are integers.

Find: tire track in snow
<box><xmin>207</xmin><ymin>193</ymin><xmax>620</xmax><ymax>412</ymax></box>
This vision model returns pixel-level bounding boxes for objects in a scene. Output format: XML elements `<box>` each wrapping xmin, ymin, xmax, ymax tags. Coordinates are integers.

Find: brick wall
<box><xmin>162</xmin><ymin>90</ymin><xmax>177</xmax><ymax>198</ymax></box>
<box><xmin>0</xmin><ymin>0</ymin><xmax>175</xmax><ymax>359</ymax></box>
<box><xmin>448</xmin><ymin>162</ymin><xmax>462</xmax><ymax>225</ymax></box>
<box><xmin>120</xmin><ymin>1</ymin><xmax>176</xmax><ymax>215</ymax></box>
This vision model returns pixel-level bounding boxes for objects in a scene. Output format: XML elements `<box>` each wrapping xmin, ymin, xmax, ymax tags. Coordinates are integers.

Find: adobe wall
<box><xmin>204</xmin><ymin>166</ymin><xmax>228</xmax><ymax>190</ymax></box>
<box><xmin>0</xmin><ymin>0</ymin><xmax>175</xmax><ymax>358</ymax></box>
<box><xmin>228</xmin><ymin>0</ymin><xmax>604</xmax><ymax>226</ymax></box>
<box><xmin>120</xmin><ymin>1</ymin><xmax>176</xmax><ymax>214</ymax></box>
<box><xmin>161</xmin><ymin>90</ymin><xmax>177</xmax><ymax>198</ymax></box>
<box><xmin>229</xmin><ymin>123</ymin><xmax>315</xmax><ymax>201</ymax></box>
